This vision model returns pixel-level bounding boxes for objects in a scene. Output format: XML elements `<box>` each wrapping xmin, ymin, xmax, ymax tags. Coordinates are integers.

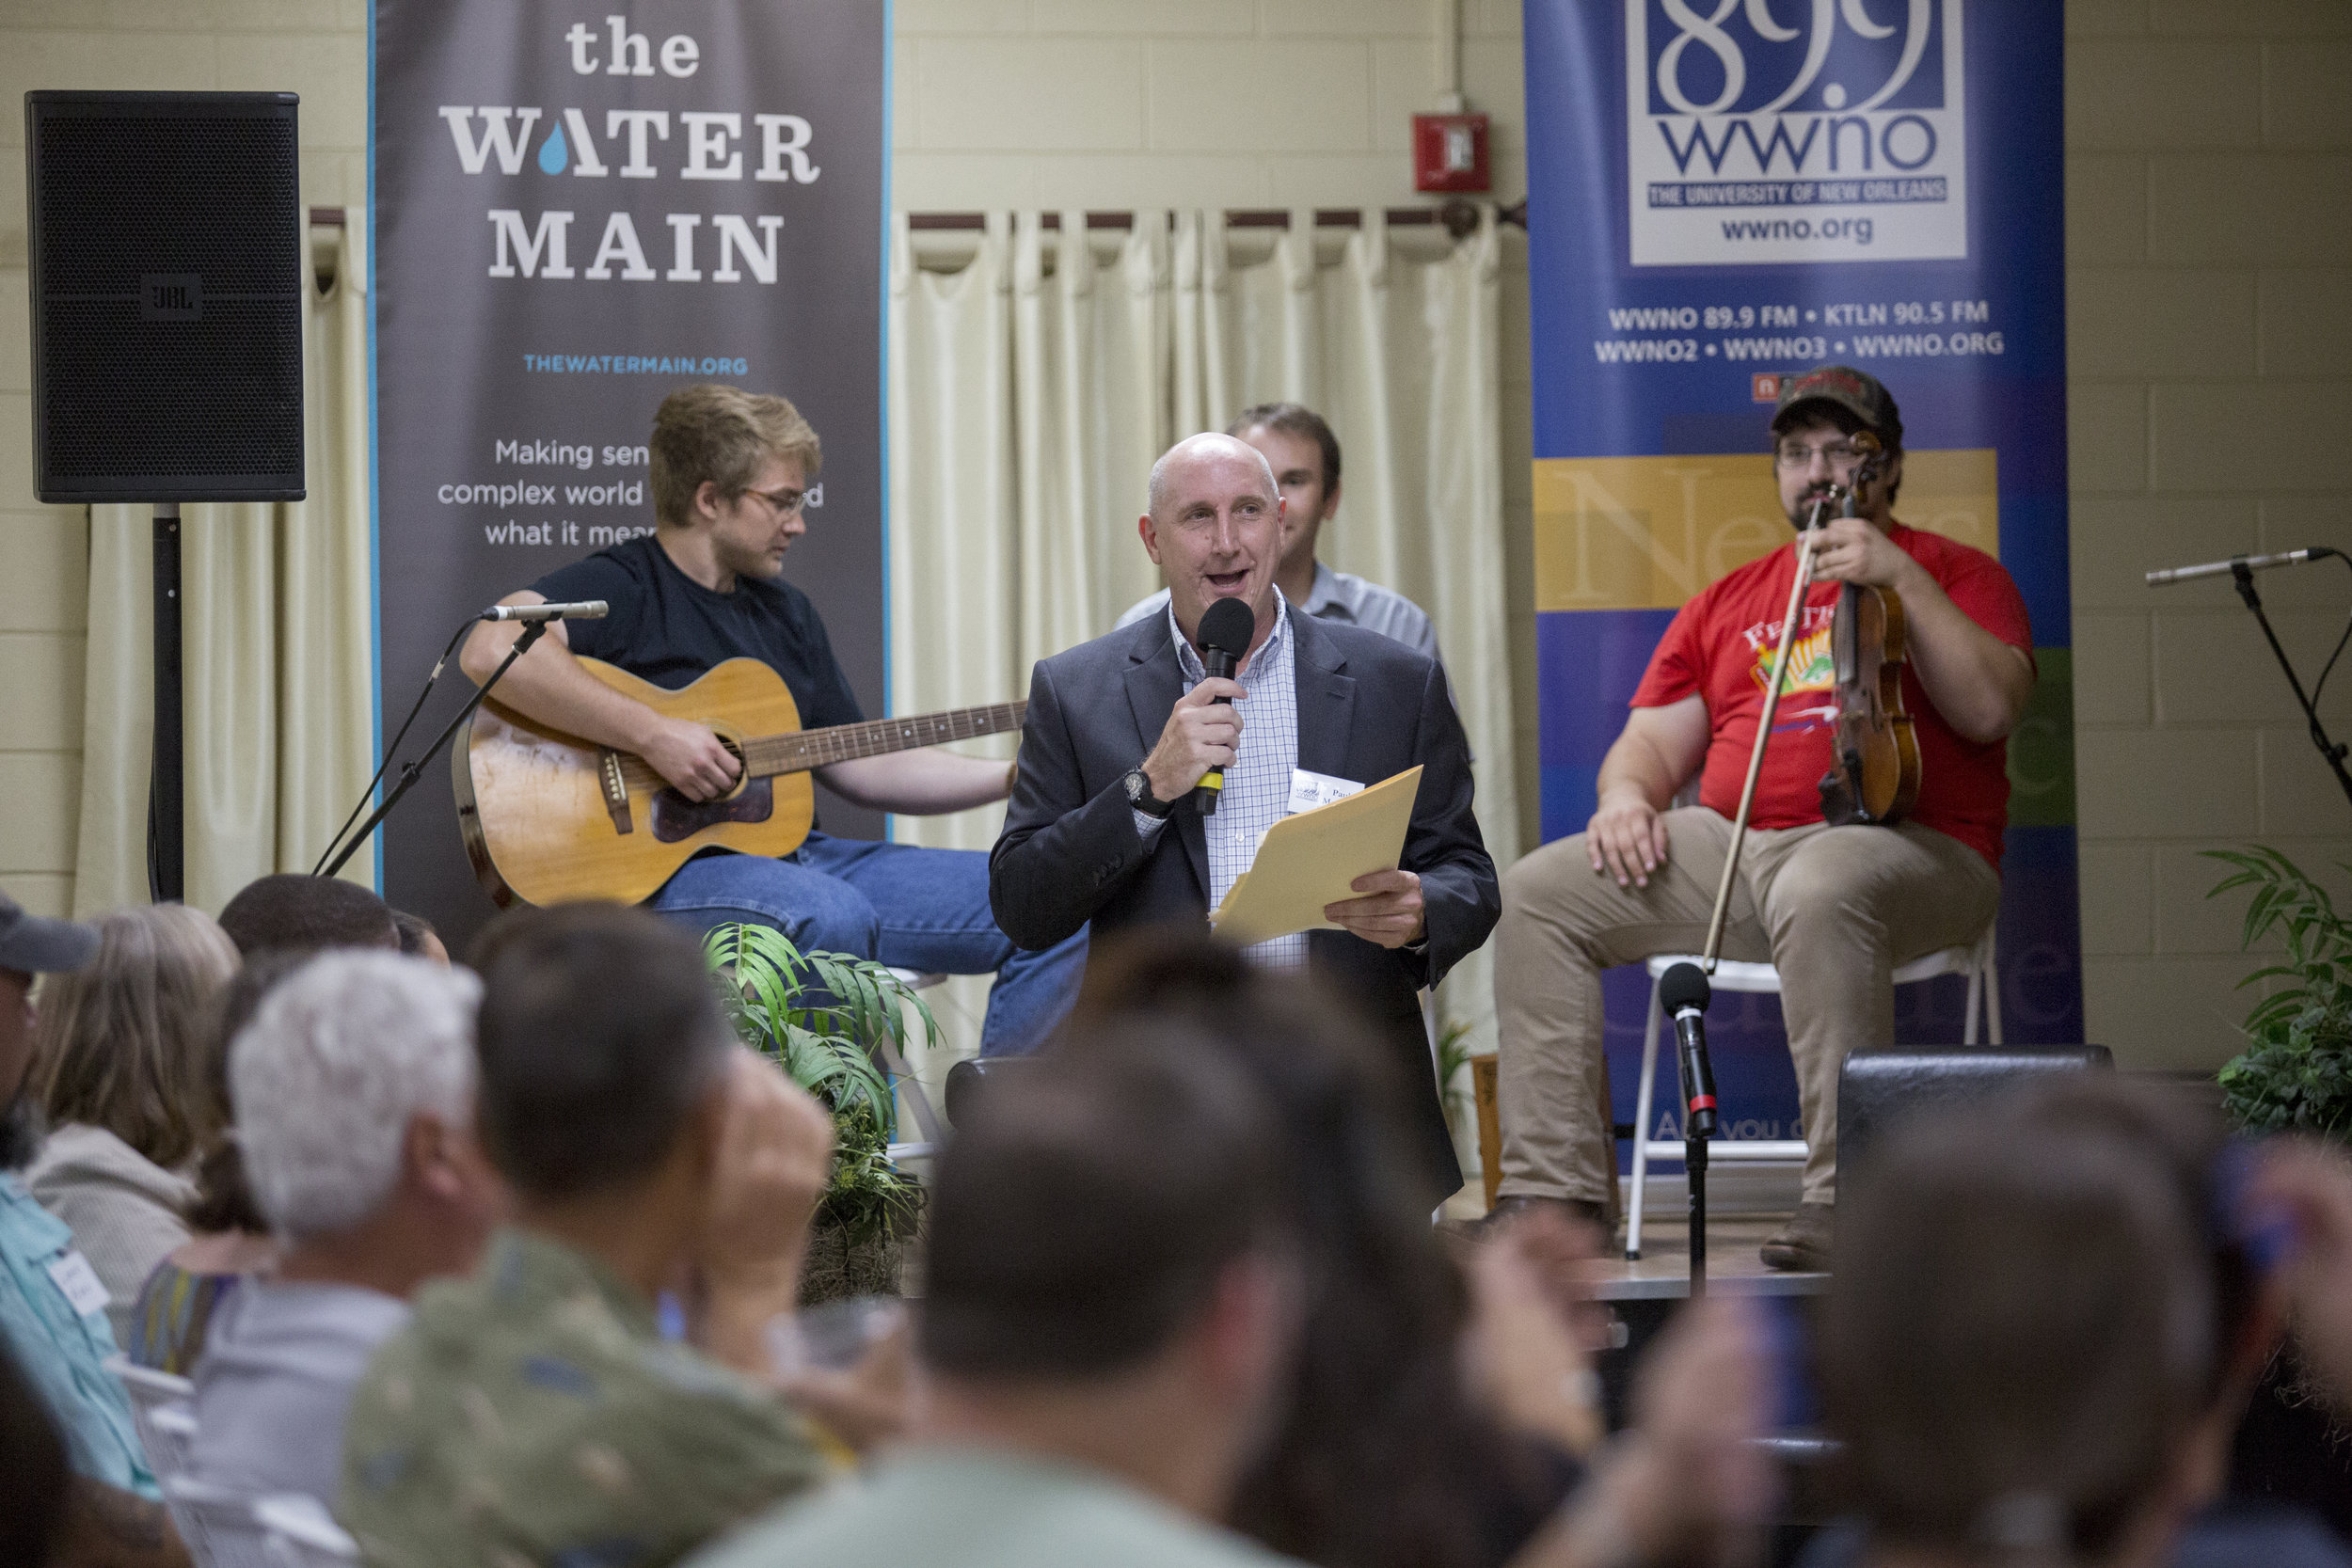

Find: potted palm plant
<box><xmin>2211</xmin><ymin>847</ymin><xmax>2352</xmax><ymax>1139</ymax></box>
<box><xmin>2208</xmin><ymin>847</ymin><xmax>2352</xmax><ymax>1536</ymax></box>
<box><xmin>702</xmin><ymin>922</ymin><xmax>935</xmax><ymax>1304</ymax></box>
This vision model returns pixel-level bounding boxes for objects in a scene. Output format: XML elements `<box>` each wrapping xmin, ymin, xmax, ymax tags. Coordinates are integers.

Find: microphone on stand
<box><xmin>1190</xmin><ymin>596</ymin><xmax>1257</xmax><ymax>817</ymax></box>
<box><xmin>479</xmin><ymin>599</ymin><xmax>610</xmax><ymax>622</ymax></box>
<box><xmin>1658</xmin><ymin>960</ymin><xmax>1718</xmax><ymax>1291</ymax></box>
<box><xmin>2145</xmin><ymin>547</ymin><xmax>2336</xmax><ymax>587</ymax></box>
<box><xmin>1658</xmin><ymin>962</ymin><xmax>1718</xmax><ymax>1138</ymax></box>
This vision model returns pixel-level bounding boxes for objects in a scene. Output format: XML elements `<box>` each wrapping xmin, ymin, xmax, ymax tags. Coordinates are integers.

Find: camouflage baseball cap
<box><xmin>0</xmin><ymin>888</ymin><xmax>99</xmax><ymax>974</ymax></box>
<box><xmin>1772</xmin><ymin>364</ymin><xmax>1903</xmax><ymax>451</ymax></box>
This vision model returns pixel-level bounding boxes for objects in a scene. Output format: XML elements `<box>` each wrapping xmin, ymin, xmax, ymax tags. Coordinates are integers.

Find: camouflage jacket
<box><xmin>340</xmin><ymin>1227</ymin><xmax>831</xmax><ymax>1568</ymax></box>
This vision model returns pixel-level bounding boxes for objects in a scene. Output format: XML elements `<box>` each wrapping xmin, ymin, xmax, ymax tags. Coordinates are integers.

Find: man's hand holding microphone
<box><xmin>1137</xmin><ymin>617</ymin><xmax>1424</xmax><ymax>952</ymax></box>
<box><xmin>1141</xmin><ymin>676</ymin><xmax>1247</xmax><ymax>807</ymax></box>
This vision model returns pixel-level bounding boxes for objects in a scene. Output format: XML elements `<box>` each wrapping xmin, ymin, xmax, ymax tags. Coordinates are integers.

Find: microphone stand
<box><xmin>2229</xmin><ymin>560</ymin><xmax>2352</xmax><ymax>811</ymax></box>
<box><xmin>1675</xmin><ymin>481</ymin><xmax>1853</xmax><ymax>1292</ymax></box>
<box><xmin>319</xmin><ymin>620</ymin><xmax>549</xmax><ymax>879</ymax></box>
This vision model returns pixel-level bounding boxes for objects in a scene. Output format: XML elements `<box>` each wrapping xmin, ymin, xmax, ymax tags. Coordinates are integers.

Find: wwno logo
<box><xmin>1622</xmin><ymin>0</ymin><xmax>1969</xmax><ymax>267</ymax></box>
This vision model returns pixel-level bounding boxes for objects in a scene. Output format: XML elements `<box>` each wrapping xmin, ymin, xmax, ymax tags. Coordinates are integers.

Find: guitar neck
<box><xmin>743</xmin><ymin>701</ymin><xmax>1027</xmax><ymax>775</ymax></box>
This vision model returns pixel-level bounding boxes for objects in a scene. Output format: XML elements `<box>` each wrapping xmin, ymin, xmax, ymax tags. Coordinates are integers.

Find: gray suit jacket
<box><xmin>989</xmin><ymin>605</ymin><xmax>1498</xmax><ymax>1200</ymax></box>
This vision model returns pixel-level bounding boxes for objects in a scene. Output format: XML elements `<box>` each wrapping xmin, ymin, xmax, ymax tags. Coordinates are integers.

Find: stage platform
<box><xmin>1591</xmin><ymin>1212</ymin><xmax>1828</xmax><ymax>1301</ymax></box>
<box><xmin>1441</xmin><ymin>1185</ymin><xmax>1830</xmax><ymax>1301</ymax></box>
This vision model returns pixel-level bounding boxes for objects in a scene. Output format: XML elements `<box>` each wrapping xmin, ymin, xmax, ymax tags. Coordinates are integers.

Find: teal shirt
<box><xmin>0</xmin><ymin>1172</ymin><xmax>156</xmax><ymax>1497</ymax></box>
<box><xmin>686</xmin><ymin>1447</ymin><xmax>1303</xmax><ymax>1568</ymax></box>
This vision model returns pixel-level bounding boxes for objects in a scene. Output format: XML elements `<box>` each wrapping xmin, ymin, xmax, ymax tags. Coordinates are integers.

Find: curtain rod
<box><xmin>908</xmin><ymin>198</ymin><xmax>1526</xmax><ymax>242</ymax></box>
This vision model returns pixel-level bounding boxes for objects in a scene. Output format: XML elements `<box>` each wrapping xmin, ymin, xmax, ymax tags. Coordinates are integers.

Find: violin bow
<box><xmin>1694</xmin><ymin>433</ymin><xmax>1891</xmax><ymax>971</ymax></box>
<box><xmin>1695</xmin><ymin>502</ymin><xmax>1829</xmax><ymax>972</ymax></box>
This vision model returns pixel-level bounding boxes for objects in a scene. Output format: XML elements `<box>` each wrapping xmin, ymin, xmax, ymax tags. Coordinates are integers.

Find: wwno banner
<box><xmin>370</xmin><ymin>2</ymin><xmax>885</xmax><ymax>942</ymax></box>
<box><xmin>1523</xmin><ymin>0</ymin><xmax>2080</xmax><ymax>1147</ymax></box>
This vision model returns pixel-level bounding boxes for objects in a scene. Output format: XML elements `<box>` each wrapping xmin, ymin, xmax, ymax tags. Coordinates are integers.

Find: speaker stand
<box><xmin>148</xmin><ymin>503</ymin><xmax>183</xmax><ymax>903</ymax></box>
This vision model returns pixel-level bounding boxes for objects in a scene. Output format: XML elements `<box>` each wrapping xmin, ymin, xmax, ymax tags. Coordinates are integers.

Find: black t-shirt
<box><xmin>530</xmin><ymin>534</ymin><xmax>864</xmax><ymax>727</ymax></box>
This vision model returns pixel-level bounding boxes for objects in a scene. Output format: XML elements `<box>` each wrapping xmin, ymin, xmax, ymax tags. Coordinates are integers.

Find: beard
<box><xmin>0</xmin><ymin>1093</ymin><xmax>43</xmax><ymax>1173</ymax></box>
<box><xmin>1787</xmin><ymin>480</ymin><xmax>1846</xmax><ymax>528</ymax></box>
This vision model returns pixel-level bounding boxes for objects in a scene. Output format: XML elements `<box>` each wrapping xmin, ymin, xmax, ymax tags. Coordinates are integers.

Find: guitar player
<box><xmin>1488</xmin><ymin>366</ymin><xmax>2036</xmax><ymax>1273</ymax></box>
<box><xmin>461</xmin><ymin>383</ymin><xmax>1085</xmax><ymax>1055</ymax></box>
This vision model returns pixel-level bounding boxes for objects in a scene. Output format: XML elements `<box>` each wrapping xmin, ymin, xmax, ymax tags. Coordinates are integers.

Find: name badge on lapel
<box><xmin>1287</xmin><ymin>768</ymin><xmax>1365</xmax><ymax>816</ymax></box>
<box><xmin>47</xmin><ymin>1251</ymin><xmax>109</xmax><ymax>1318</ymax></box>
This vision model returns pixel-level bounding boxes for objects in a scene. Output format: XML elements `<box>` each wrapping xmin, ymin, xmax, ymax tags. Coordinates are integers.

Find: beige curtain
<box><xmin>74</xmin><ymin>216</ymin><xmax>376</xmax><ymax>917</ymax></box>
<box><xmin>886</xmin><ymin>207</ymin><xmax>1519</xmax><ymax>1092</ymax></box>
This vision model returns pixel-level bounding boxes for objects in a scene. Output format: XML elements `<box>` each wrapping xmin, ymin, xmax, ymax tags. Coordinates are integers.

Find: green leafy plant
<box><xmin>2208</xmin><ymin>847</ymin><xmax>2352</xmax><ymax>1141</ymax></box>
<box><xmin>701</xmin><ymin>922</ymin><xmax>936</xmax><ymax>1246</ymax></box>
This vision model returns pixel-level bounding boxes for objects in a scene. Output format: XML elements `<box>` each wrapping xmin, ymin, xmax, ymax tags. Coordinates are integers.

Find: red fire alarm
<box><xmin>1413</xmin><ymin>112</ymin><xmax>1489</xmax><ymax>194</ymax></box>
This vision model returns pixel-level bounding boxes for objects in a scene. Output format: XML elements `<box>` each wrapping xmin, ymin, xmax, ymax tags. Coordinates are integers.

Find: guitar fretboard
<box><xmin>743</xmin><ymin>701</ymin><xmax>1027</xmax><ymax>775</ymax></box>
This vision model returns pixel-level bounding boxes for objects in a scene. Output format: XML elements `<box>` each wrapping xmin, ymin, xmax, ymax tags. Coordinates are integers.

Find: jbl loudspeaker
<box><xmin>26</xmin><ymin>91</ymin><xmax>305</xmax><ymax>502</ymax></box>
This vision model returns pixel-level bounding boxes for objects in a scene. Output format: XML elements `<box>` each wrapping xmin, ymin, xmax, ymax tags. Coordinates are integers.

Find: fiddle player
<box><xmin>1489</xmin><ymin>366</ymin><xmax>2034</xmax><ymax>1271</ymax></box>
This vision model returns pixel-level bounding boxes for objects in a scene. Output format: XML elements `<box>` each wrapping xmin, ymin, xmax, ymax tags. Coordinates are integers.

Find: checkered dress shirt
<box><xmin>1134</xmin><ymin>591</ymin><xmax>1306</xmax><ymax>971</ymax></box>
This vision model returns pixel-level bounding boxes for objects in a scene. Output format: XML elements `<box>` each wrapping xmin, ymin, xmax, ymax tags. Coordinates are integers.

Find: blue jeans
<box><xmin>648</xmin><ymin>832</ymin><xmax>1085</xmax><ymax>1057</ymax></box>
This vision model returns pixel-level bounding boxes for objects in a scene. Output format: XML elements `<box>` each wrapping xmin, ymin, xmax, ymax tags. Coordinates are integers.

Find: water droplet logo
<box><xmin>537</xmin><ymin>123</ymin><xmax>568</xmax><ymax>175</ymax></box>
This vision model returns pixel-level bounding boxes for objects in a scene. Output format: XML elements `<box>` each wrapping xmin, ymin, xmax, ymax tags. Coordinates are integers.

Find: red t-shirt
<box><xmin>1629</xmin><ymin>523</ymin><xmax>2033</xmax><ymax>868</ymax></box>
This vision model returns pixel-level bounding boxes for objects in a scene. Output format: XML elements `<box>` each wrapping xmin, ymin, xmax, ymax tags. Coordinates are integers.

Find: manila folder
<box><xmin>1209</xmin><ymin>766</ymin><xmax>1422</xmax><ymax>947</ymax></box>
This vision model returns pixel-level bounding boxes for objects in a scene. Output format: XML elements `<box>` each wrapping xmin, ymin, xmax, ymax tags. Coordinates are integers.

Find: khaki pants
<box><xmin>1492</xmin><ymin>808</ymin><xmax>1999</xmax><ymax>1208</ymax></box>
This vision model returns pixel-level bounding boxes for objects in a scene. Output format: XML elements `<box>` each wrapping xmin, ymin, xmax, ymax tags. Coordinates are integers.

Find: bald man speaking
<box><xmin>990</xmin><ymin>434</ymin><xmax>1497</xmax><ymax>1201</ymax></box>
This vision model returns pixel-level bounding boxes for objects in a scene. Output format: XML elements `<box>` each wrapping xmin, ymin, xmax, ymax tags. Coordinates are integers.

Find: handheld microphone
<box><xmin>479</xmin><ymin>600</ymin><xmax>610</xmax><ymax>623</ymax></box>
<box><xmin>1657</xmin><ymin>962</ymin><xmax>1718</xmax><ymax>1138</ymax></box>
<box><xmin>2145</xmin><ymin>547</ymin><xmax>2334</xmax><ymax>587</ymax></box>
<box><xmin>1189</xmin><ymin>596</ymin><xmax>1257</xmax><ymax>816</ymax></box>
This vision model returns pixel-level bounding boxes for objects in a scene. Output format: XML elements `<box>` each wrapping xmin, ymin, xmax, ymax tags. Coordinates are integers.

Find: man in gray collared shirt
<box><xmin>1116</xmin><ymin>404</ymin><xmax>1438</xmax><ymax>664</ymax></box>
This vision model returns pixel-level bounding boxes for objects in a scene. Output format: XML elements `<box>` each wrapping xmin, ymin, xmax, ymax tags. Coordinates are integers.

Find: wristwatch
<box><xmin>1124</xmin><ymin>767</ymin><xmax>1175</xmax><ymax>820</ymax></box>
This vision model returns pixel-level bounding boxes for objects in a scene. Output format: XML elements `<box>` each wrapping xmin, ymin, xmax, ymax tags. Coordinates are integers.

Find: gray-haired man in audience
<box><xmin>188</xmin><ymin>949</ymin><xmax>504</xmax><ymax>1506</ymax></box>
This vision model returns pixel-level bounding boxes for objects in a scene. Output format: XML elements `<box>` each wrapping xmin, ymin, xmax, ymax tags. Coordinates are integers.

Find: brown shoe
<box><xmin>1484</xmin><ymin>1194</ymin><xmax>1608</xmax><ymax>1232</ymax></box>
<box><xmin>1759</xmin><ymin>1201</ymin><xmax>1834</xmax><ymax>1272</ymax></box>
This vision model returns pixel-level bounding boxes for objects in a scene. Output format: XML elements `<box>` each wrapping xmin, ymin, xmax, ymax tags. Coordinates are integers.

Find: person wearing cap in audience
<box><xmin>1490</xmin><ymin>366</ymin><xmax>2036</xmax><ymax>1272</ymax></box>
<box><xmin>0</xmin><ymin>888</ymin><xmax>193</xmax><ymax>1563</ymax></box>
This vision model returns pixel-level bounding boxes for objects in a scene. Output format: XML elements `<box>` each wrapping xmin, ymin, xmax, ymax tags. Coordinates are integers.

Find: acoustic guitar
<box><xmin>453</xmin><ymin>656</ymin><xmax>1025</xmax><ymax>908</ymax></box>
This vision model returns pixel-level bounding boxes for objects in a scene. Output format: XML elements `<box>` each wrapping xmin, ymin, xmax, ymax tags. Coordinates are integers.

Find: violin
<box><xmin>1817</xmin><ymin>431</ymin><xmax>1921</xmax><ymax>826</ymax></box>
<box><xmin>1694</xmin><ymin>430</ymin><xmax>1919</xmax><ymax>967</ymax></box>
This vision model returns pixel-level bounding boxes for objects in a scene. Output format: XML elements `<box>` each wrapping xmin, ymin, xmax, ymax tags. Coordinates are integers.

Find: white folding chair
<box><xmin>164</xmin><ymin>1475</ymin><xmax>275</xmax><ymax>1568</ymax></box>
<box><xmin>144</xmin><ymin>1402</ymin><xmax>199</xmax><ymax>1481</ymax></box>
<box><xmin>1623</xmin><ymin>924</ymin><xmax>2000</xmax><ymax>1259</ymax></box>
<box><xmin>256</xmin><ymin>1494</ymin><xmax>360</xmax><ymax>1567</ymax></box>
<box><xmin>104</xmin><ymin>1355</ymin><xmax>198</xmax><ymax>1479</ymax></box>
<box><xmin>881</xmin><ymin>967</ymin><xmax>946</xmax><ymax>1156</ymax></box>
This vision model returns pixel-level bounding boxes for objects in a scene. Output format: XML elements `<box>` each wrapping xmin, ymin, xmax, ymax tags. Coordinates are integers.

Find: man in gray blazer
<box><xmin>990</xmin><ymin>434</ymin><xmax>1497</xmax><ymax>1202</ymax></box>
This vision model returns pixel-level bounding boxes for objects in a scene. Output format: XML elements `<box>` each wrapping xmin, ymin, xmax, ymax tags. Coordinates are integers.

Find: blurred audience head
<box><xmin>1062</xmin><ymin>934</ymin><xmax>1565</xmax><ymax>1568</ymax></box>
<box><xmin>183</xmin><ymin>951</ymin><xmax>309</xmax><ymax>1237</ymax></box>
<box><xmin>391</xmin><ymin>909</ymin><xmax>449</xmax><ymax>966</ymax></box>
<box><xmin>232</xmin><ymin>951</ymin><xmax>494</xmax><ymax>1269</ymax></box>
<box><xmin>1825</xmin><ymin>1077</ymin><xmax>2262</xmax><ymax>1568</ymax></box>
<box><xmin>922</xmin><ymin>1022</ymin><xmax>1300</xmax><ymax>1505</ymax></box>
<box><xmin>218</xmin><ymin>873</ymin><xmax>399</xmax><ymax>958</ymax></box>
<box><xmin>470</xmin><ymin>903</ymin><xmax>735</xmax><ymax>1203</ymax></box>
<box><xmin>30</xmin><ymin>903</ymin><xmax>239</xmax><ymax>1171</ymax></box>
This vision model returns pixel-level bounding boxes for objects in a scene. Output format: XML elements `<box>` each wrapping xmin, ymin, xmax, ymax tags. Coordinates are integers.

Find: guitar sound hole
<box><xmin>651</xmin><ymin>777</ymin><xmax>775</xmax><ymax>843</ymax></box>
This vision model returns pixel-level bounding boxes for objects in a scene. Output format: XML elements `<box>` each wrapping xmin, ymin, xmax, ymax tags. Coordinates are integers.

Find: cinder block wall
<box><xmin>0</xmin><ymin>0</ymin><xmax>2344</xmax><ymax>1077</ymax></box>
<box><xmin>2066</xmin><ymin>0</ymin><xmax>2352</xmax><ymax>1069</ymax></box>
<box><xmin>0</xmin><ymin>0</ymin><xmax>366</xmax><ymax>920</ymax></box>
